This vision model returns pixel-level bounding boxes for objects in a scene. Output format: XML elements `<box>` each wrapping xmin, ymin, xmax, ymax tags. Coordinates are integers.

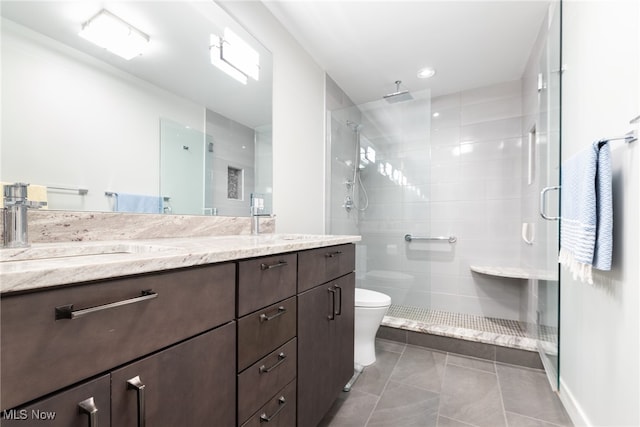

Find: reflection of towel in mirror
<box><xmin>0</xmin><ymin>183</ymin><xmax>48</xmax><ymax>209</ymax></box>
<box><xmin>115</xmin><ymin>193</ymin><xmax>162</xmax><ymax>214</ymax></box>
<box><xmin>559</xmin><ymin>141</ymin><xmax>612</xmax><ymax>284</ymax></box>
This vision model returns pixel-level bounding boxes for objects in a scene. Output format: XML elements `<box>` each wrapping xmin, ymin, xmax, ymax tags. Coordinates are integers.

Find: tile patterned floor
<box><xmin>319</xmin><ymin>339</ymin><xmax>572</xmax><ymax>427</ymax></box>
<box><xmin>386</xmin><ymin>304</ymin><xmax>559</xmax><ymax>345</ymax></box>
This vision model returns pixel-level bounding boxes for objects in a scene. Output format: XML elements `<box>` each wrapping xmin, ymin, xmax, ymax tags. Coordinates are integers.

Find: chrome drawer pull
<box><xmin>325</xmin><ymin>251</ymin><xmax>343</xmax><ymax>258</ymax></box>
<box><xmin>328</xmin><ymin>288</ymin><xmax>336</xmax><ymax>320</ymax></box>
<box><xmin>259</xmin><ymin>306</ymin><xmax>286</xmax><ymax>322</ymax></box>
<box><xmin>259</xmin><ymin>396</ymin><xmax>286</xmax><ymax>423</ymax></box>
<box><xmin>259</xmin><ymin>352</ymin><xmax>286</xmax><ymax>374</ymax></box>
<box><xmin>55</xmin><ymin>290</ymin><xmax>158</xmax><ymax>320</ymax></box>
<box><xmin>260</xmin><ymin>261</ymin><xmax>288</xmax><ymax>270</ymax></box>
<box><xmin>78</xmin><ymin>397</ymin><xmax>98</xmax><ymax>427</ymax></box>
<box><xmin>127</xmin><ymin>376</ymin><xmax>146</xmax><ymax>427</ymax></box>
<box><xmin>334</xmin><ymin>285</ymin><xmax>342</xmax><ymax>316</ymax></box>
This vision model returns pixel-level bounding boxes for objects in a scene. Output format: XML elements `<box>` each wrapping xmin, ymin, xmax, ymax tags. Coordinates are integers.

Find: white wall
<box><xmin>560</xmin><ymin>1</ymin><xmax>640</xmax><ymax>426</ymax></box>
<box><xmin>1</xmin><ymin>19</ymin><xmax>203</xmax><ymax>212</ymax></box>
<box><xmin>220</xmin><ymin>1</ymin><xmax>327</xmax><ymax>234</ymax></box>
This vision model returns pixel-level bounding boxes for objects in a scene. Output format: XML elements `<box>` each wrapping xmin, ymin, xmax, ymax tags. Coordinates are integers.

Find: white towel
<box><xmin>559</xmin><ymin>141</ymin><xmax>613</xmax><ymax>284</ymax></box>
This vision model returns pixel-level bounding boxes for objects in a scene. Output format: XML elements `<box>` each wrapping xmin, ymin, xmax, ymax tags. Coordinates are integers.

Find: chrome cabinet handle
<box><xmin>325</xmin><ymin>251</ymin><xmax>343</xmax><ymax>258</ymax></box>
<box><xmin>55</xmin><ymin>290</ymin><xmax>157</xmax><ymax>320</ymax></box>
<box><xmin>259</xmin><ymin>352</ymin><xmax>287</xmax><ymax>374</ymax></box>
<box><xmin>127</xmin><ymin>376</ymin><xmax>146</xmax><ymax>427</ymax></box>
<box><xmin>260</xmin><ymin>397</ymin><xmax>286</xmax><ymax>423</ymax></box>
<box><xmin>78</xmin><ymin>397</ymin><xmax>98</xmax><ymax>427</ymax></box>
<box><xmin>260</xmin><ymin>306</ymin><xmax>286</xmax><ymax>322</ymax></box>
<box><xmin>334</xmin><ymin>285</ymin><xmax>342</xmax><ymax>316</ymax></box>
<box><xmin>540</xmin><ymin>186</ymin><xmax>561</xmax><ymax>221</ymax></box>
<box><xmin>328</xmin><ymin>288</ymin><xmax>336</xmax><ymax>320</ymax></box>
<box><xmin>260</xmin><ymin>261</ymin><xmax>288</xmax><ymax>270</ymax></box>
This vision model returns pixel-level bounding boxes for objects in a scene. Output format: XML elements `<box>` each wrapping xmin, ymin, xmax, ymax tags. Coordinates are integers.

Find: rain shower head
<box><xmin>383</xmin><ymin>80</ymin><xmax>414</xmax><ymax>103</ymax></box>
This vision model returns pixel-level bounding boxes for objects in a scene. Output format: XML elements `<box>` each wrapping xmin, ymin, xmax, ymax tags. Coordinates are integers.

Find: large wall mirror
<box><xmin>0</xmin><ymin>1</ymin><xmax>273</xmax><ymax>217</ymax></box>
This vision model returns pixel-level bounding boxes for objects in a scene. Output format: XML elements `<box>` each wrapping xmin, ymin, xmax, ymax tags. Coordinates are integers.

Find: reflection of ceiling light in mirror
<box><xmin>432</xmin><ymin>112</ymin><xmax>440</xmax><ymax>118</ymax></box>
<box><xmin>222</xmin><ymin>28</ymin><xmax>260</xmax><ymax>81</ymax></box>
<box><xmin>79</xmin><ymin>9</ymin><xmax>149</xmax><ymax>60</ymax></box>
<box><xmin>417</xmin><ymin>67</ymin><xmax>436</xmax><ymax>79</ymax></box>
<box><xmin>210</xmin><ymin>34</ymin><xmax>247</xmax><ymax>84</ymax></box>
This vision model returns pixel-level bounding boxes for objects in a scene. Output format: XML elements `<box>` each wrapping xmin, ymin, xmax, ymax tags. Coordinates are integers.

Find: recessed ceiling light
<box><xmin>432</xmin><ymin>112</ymin><xmax>440</xmax><ymax>118</ymax></box>
<box><xmin>417</xmin><ymin>67</ymin><xmax>436</xmax><ymax>79</ymax></box>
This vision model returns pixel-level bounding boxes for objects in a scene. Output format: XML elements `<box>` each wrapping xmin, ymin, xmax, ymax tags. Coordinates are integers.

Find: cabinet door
<box><xmin>297</xmin><ymin>283</ymin><xmax>336</xmax><ymax>427</ymax></box>
<box><xmin>298</xmin><ymin>273</ymin><xmax>355</xmax><ymax>427</ymax></box>
<box><xmin>111</xmin><ymin>322</ymin><xmax>236</xmax><ymax>427</ymax></box>
<box><xmin>1</xmin><ymin>375</ymin><xmax>110</xmax><ymax>427</ymax></box>
<box><xmin>332</xmin><ymin>272</ymin><xmax>355</xmax><ymax>394</ymax></box>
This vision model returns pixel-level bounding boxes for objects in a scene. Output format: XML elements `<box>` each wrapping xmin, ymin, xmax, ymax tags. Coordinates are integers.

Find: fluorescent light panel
<box><xmin>79</xmin><ymin>9</ymin><xmax>149</xmax><ymax>60</ymax></box>
<box><xmin>210</xmin><ymin>34</ymin><xmax>247</xmax><ymax>85</ymax></box>
<box><xmin>221</xmin><ymin>28</ymin><xmax>260</xmax><ymax>81</ymax></box>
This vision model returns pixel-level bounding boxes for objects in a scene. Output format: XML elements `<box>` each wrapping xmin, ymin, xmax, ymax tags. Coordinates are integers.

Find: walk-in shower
<box><xmin>326</xmin><ymin>47</ymin><xmax>561</xmax><ymax>383</ymax></box>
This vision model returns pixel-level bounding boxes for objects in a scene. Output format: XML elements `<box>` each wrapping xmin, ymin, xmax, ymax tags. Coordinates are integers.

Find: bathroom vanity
<box><xmin>0</xmin><ymin>234</ymin><xmax>358</xmax><ymax>426</ymax></box>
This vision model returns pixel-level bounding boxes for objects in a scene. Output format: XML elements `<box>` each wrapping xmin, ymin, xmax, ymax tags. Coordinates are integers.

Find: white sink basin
<box><xmin>0</xmin><ymin>242</ymin><xmax>181</xmax><ymax>263</ymax></box>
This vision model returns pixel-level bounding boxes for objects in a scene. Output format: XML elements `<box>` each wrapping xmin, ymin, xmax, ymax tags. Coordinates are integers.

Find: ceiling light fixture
<box><xmin>221</xmin><ymin>28</ymin><xmax>260</xmax><ymax>81</ymax></box>
<box><xmin>210</xmin><ymin>34</ymin><xmax>247</xmax><ymax>84</ymax></box>
<box><xmin>79</xmin><ymin>9</ymin><xmax>149</xmax><ymax>60</ymax></box>
<box><xmin>417</xmin><ymin>67</ymin><xmax>436</xmax><ymax>79</ymax></box>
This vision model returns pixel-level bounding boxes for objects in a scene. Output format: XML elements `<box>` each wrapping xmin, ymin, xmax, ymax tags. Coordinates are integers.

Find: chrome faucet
<box><xmin>3</xmin><ymin>183</ymin><xmax>46</xmax><ymax>248</ymax></box>
<box><xmin>250</xmin><ymin>194</ymin><xmax>273</xmax><ymax>235</ymax></box>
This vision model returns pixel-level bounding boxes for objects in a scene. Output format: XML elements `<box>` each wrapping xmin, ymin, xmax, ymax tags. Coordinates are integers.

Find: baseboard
<box><xmin>559</xmin><ymin>377</ymin><xmax>591</xmax><ymax>427</ymax></box>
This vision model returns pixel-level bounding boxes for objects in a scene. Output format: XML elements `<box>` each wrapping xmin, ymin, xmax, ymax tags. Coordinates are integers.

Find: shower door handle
<box><xmin>539</xmin><ymin>186</ymin><xmax>560</xmax><ymax>221</ymax></box>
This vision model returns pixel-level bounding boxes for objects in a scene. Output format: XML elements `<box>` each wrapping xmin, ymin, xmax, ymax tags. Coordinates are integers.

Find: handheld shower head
<box><xmin>384</xmin><ymin>80</ymin><xmax>414</xmax><ymax>103</ymax></box>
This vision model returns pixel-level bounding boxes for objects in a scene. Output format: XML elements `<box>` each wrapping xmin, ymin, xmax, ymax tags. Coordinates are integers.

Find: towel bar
<box><xmin>48</xmin><ymin>186</ymin><xmax>88</xmax><ymax>195</ymax></box>
<box><xmin>600</xmin><ymin>130</ymin><xmax>637</xmax><ymax>144</ymax></box>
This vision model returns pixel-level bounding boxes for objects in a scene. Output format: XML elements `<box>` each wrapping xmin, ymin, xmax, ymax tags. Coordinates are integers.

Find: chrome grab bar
<box><xmin>404</xmin><ymin>234</ymin><xmax>457</xmax><ymax>243</ymax></box>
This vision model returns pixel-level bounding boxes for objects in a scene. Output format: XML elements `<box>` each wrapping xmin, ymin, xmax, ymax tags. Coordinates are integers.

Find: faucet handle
<box><xmin>26</xmin><ymin>200</ymin><xmax>47</xmax><ymax>209</ymax></box>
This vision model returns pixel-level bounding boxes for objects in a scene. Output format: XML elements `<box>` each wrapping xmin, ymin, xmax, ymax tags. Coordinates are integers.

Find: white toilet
<box><xmin>354</xmin><ymin>287</ymin><xmax>391</xmax><ymax>366</ymax></box>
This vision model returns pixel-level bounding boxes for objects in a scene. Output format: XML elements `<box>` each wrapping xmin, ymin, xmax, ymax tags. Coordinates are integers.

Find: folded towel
<box><xmin>27</xmin><ymin>184</ymin><xmax>48</xmax><ymax>210</ymax></box>
<box><xmin>115</xmin><ymin>193</ymin><xmax>163</xmax><ymax>214</ymax></box>
<box><xmin>0</xmin><ymin>182</ymin><xmax>48</xmax><ymax>209</ymax></box>
<box><xmin>559</xmin><ymin>141</ymin><xmax>613</xmax><ymax>284</ymax></box>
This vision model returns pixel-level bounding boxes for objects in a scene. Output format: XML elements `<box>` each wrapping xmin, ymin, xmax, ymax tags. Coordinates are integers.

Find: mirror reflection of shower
<box><xmin>344</xmin><ymin>120</ymin><xmax>369</xmax><ymax>214</ymax></box>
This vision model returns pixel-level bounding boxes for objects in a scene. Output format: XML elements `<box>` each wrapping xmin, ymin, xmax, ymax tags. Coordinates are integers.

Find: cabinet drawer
<box><xmin>238</xmin><ymin>338</ymin><xmax>296</xmax><ymax>424</ymax></box>
<box><xmin>240</xmin><ymin>380</ymin><xmax>296</xmax><ymax>427</ymax></box>
<box><xmin>1</xmin><ymin>374</ymin><xmax>110</xmax><ymax>427</ymax></box>
<box><xmin>237</xmin><ymin>296</ymin><xmax>296</xmax><ymax>371</ymax></box>
<box><xmin>298</xmin><ymin>244</ymin><xmax>355</xmax><ymax>292</ymax></box>
<box><xmin>237</xmin><ymin>253</ymin><xmax>297</xmax><ymax>317</ymax></box>
<box><xmin>1</xmin><ymin>263</ymin><xmax>235</xmax><ymax>410</ymax></box>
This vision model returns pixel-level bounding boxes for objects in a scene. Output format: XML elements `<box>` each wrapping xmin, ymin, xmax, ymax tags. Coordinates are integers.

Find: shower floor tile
<box><xmin>382</xmin><ymin>305</ymin><xmax>558</xmax><ymax>352</ymax></box>
<box><xmin>386</xmin><ymin>305</ymin><xmax>527</xmax><ymax>337</ymax></box>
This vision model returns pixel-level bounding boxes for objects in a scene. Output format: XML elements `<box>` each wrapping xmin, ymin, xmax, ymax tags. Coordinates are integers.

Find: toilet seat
<box><xmin>355</xmin><ymin>288</ymin><xmax>391</xmax><ymax>308</ymax></box>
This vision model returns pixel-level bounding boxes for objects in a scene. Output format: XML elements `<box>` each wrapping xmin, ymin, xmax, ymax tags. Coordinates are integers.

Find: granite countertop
<box><xmin>0</xmin><ymin>234</ymin><xmax>361</xmax><ymax>294</ymax></box>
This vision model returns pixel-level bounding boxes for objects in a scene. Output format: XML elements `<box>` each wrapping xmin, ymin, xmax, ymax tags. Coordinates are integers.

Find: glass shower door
<box><xmin>329</xmin><ymin>92</ymin><xmax>433</xmax><ymax>313</ymax></box>
<box><xmin>536</xmin><ymin>2</ymin><xmax>562</xmax><ymax>390</ymax></box>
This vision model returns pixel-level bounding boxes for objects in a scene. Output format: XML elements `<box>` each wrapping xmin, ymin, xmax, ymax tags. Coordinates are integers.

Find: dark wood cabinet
<box><xmin>1</xmin><ymin>263</ymin><xmax>235</xmax><ymax>410</ymax></box>
<box><xmin>1</xmin><ymin>241</ymin><xmax>356</xmax><ymax>427</ymax></box>
<box><xmin>111</xmin><ymin>322</ymin><xmax>236</xmax><ymax>427</ymax></box>
<box><xmin>237</xmin><ymin>252</ymin><xmax>298</xmax><ymax>427</ymax></box>
<box><xmin>0</xmin><ymin>375</ymin><xmax>110</xmax><ymax>427</ymax></box>
<box><xmin>297</xmin><ymin>269</ymin><xmax>355</xmax><ymax>427</ymax></box>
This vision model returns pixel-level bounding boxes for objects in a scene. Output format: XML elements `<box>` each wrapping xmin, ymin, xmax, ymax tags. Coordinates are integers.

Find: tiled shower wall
<box><xmin>327</xmin><ymin>76</ymin><xmax>527</xmax><ymax>321</ymax></box>
<box><xmin>427</xmin><ymin>81</ymin><xmax>524</xmax><ymax>320</ymax></box>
